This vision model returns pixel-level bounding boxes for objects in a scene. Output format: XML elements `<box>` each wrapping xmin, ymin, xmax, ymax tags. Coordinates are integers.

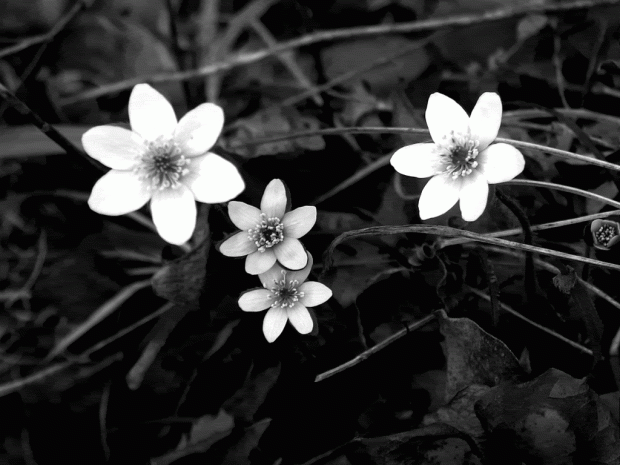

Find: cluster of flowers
<box><xmin>81</xmin><ymin>84</ymin><xmax>331</xmax><ymax>342</ymax></box>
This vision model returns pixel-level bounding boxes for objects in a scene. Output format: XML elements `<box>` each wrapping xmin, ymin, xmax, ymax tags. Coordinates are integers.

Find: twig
<box><xmin>321</xmin><ymin>224</ymin><xmax>620</xmax><ymax>276</ymax></box>
<box><xmin>0</xmin><ymin>83</ymin><xmax>104</xmax><ymax>171</ymax></box>
<box><xmin>467</xmin><ymin>286</ymin><xmax>593</xmax><ymax>356</ymax></box>
<box><xmin>504</xmin><ymin>179</ymin><xmax>620</xmax><ymax>209</ymax></box>
<box><xmin>165</xmin><ymin>0</ymin><xmax>192</xmax><ymax>109</ymax></box>
<box><xmin>47</xmin><ymin>279</ymin><xmax>153</xmax><ymax>359</ymax></box>
<box><xmin>439</xmin><ymin>210</ymin><xmax>620</xmax><ymax>248</ymax></box>
<box><xmin>58</xmin><ymin>0</ymin><xmax>620</xmax><ymax>104</ymax></box>
<box><xmin>315</xmin><ymin>313</ymin><xmax>436</xmax><ymax>382</ymax></box>
<box><xmin>251</xmin><ymin>19</ymin><xmax>323</xmax><ymax>105</ymax></box>
<box><xmin>0</xmin><ymin>0</ymin><xmax>93</xmax><ymax>59</ymax></box>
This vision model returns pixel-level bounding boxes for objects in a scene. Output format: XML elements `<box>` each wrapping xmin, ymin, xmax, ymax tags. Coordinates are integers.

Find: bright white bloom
<box><xmin>390</xmin><ymin>92</ymin><xmax>525</xmax><ymax>221</ymax></box>
<box><xmin>238</xmin><ymin>253</ymin><xmax>332</xmax><ymax>342</ymax></box>
<box><xmin>219</xmin><ymin>179</ymin><xmax>316</xmax><ymax>275</ymax></box>
<box><xmin>82</xmin><ymin>83</ymin><xmax>245</xmax><ymax>245</ymax></box>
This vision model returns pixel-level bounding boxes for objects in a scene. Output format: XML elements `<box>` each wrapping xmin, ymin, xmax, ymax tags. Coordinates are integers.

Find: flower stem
<box><xmin>504</xmin><ymin>179</ymin><xmax>620</xmax><ymax>209</ymax></box>
<box><xmin>495</xmin><ymin>188</ymin><xmax>538</xmax><ymax>303</ymax></box>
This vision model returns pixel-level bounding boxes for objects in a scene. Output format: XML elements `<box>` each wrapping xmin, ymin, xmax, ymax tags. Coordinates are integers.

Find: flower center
<box><xmin>134</xmin><ymin>137</ymin><xmax>190</xmax><ymax>190</ymax></box>
<box><xmin>268</xmin><ymin>271</ymin><xmax>304</xmax><ymax>308</ymax></box>
<box><xmin>438</xmin><ymin>131</ymin><xmax>480</xmax><ymax>179</ymax></box>
<box><xmin>248</xmin><ymin>213</ymin><xmax>284</xmax><ymax>252</ymax></box>
<box><xmin>594</xmin><ymin>223</ymin><xmax>618</xmax><ymax>247</ymax></box>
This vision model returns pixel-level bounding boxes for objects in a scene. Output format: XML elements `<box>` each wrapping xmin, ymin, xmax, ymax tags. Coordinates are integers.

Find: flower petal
<box><xmin>476</xmin><ymin>143</ymin><xmax>525</xmax><ymax>184</ymax></box>
<box><xmin>459</xmin><ymin>171</ymin><xmax>489</xmax><ymax>222</ymax></box>
<box><xmin>263</xmin><ymin>307</ymin><xmax>287</xmax><ymax>342</ymax></box>
<box><xmin>299</xmin><ymin>281</ymin><xmax>332</xmax><ymax>307</ymax></box>
<box><xmin>287</xmin><ymin>304</ymin><xmax>313</xmax><ymax>335</ymax></box>
<box><xmin>425</xmin><ymin>93</ymin><xmax>470</xmax><ymax>144</ymax></box>
<box><xmin>174</xmin><ymin>103</ymin><xmax>224</xmax><ymax>157</ymax></box>
<box><xmin>81</xmin><ymin>126</ymin><xmax>144</xmax><ymax>170</ymax></box>
<box><xmin>246</xmin><ymin>249</ymin><xmax>277</xmax><ymax>275</ymax></box>
<box><xmin>274</xmin><ymin>237</ymin><xmax>307</xmax><ymax>270</ymax></box>
<box><xmin>150</xmin><ymin>185</ymin><xmax>196</xmax><ymax>245</ymax></box>
<box><xmin>238</xmin><ymin>288</ymin><xmax>273</xmax><ymax>312</ymax></box>
<box><xmin>219</xmin><ymin>231</ymin><xmax>256</xmax><ymax>257</ymax></box>
<box><xmin>283</xmin><ymin>206</ymin><xmax>316</xmax><ymax>238</ymax></box>
<box><xmin>88</xmin><ymin>170</ymin><xmax>151</xmax><ymax>215</ymax></box>
<box><xmin>390</xmin><ymin>143</ymin><xmax>444</xmax><ymax>178</ymax></box>
<box><xmin>258</xmin><ymin>261</ymin><xmax>286</xmax><ymax>288</ymax></box>
<box><xmin>469</xmin><ymin>92</ymin><xmax>502</xmax><ymax>151</ymax></box>
<box><xmin>260</xmin><ymin>179</ymin><xmax>287</xmax><ymax>219</ymax></box>
<box><xmin>228</xmin><ymin>201</ymin><xmax>262</xmax><ymax>230</ymax></box>
<box><xmin>183</xmin><ymin>153</ymin><xmax>245</xmax><ymax>203</ymax></box>
<box><xmin>417</xmin><ymin>174</ymin><xmax>462</xmax><ymax>220</ymax></box>
<box><xmin>128</xmin><ymin>84</ymin><xmax>177</xmax><ymax>141</ymax></box>
<box><xmin>286</xmin><ymin>252</ymin><xmax>313</xmax><ymax>284</ymax></box>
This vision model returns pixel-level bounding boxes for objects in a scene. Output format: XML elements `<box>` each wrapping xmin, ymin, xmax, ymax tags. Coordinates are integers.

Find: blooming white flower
<box><xmin>82</xmin><ymin>83</ymin><xmax>245</xmax><ymax>245</ymax></box>
<box><xmin>219</xmin><ymin>178</ymin><xmax>316</xmax><ymax>275</ymax></box>
<box><xmin>238</xmin><ymin>253</ymin><xmax>332</xmax><ymax>342</ymax></box>
<box><xmin>390</xmin><ymin>92</ymin><xmax>525</xmax><ymax>221</ymax></box>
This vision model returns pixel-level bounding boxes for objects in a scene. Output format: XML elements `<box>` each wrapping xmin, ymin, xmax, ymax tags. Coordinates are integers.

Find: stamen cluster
<box><xmin>268</xmin><ymin>271</ymin><xmax>305</xmax><ymax>309</ymax></box>
<box><xmin>438</xmin><ymin>131</ymin><xmax>480</xmax><ymax>179</ymax></box>
<box><xmin>134</xmin><ymin>138</ymin><xmax>190</xmax><ymax>190</ymax></box>
<box><xmin>248</xmin><ymin>213</ymin><xmax>284</xmax><ymax>252</ymax></box>
<box><xmin>594</xmin><ymin>223</ymin><xmax>618</xmax><ymax>247</ymax></box>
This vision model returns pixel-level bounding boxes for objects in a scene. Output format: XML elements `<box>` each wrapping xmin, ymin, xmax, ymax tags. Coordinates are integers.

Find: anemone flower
<box><xmin>82</xmin><ymin>83</ymin><xmax>245</xmax><ymax>245</ymax></box>
<box><xmin>390</xmin><ymin>92</ymin><xmax>525</xmax><ymax>221</ymax></box>
<box><xmin>238</xmin><ymin>253</ymin><xmax>332</xmax><ymax>342</ymax></box>
<box><xmin>219</xmin><ymin>179</ymin><xmax>316</xmax><ymax>274</ymax></box>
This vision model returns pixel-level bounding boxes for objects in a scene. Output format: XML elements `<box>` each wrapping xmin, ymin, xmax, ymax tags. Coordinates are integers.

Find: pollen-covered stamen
<box><xmin>248</xmin><ymin>213</ymin><xmax>284</xmax><ymax>252</ymax></box>
<box><xmin>438</xmin><ymin>131</ymin><xmax>480</xmax><ymax>179</ymax></box>
<box><xmin>134</xmin><ymin>137</ymin><xmax>190</xmax><ymax>190</ymax></box>
<box><xmin>594</xmin><ymin>223</ymin><xmax>618</xmax><ymax>247</ymax></box>
<box><xmin>267</xmin><ymin>271</ymin><xmax>305</xmax><ymax>308</ymax></box>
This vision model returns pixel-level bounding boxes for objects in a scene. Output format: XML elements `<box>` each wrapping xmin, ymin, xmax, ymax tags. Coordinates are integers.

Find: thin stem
<box><xmin>495</xmin><ymin>188</ymin><xmax>538</xmax><ymax>302</ymax></box>
<box><xmin>229</xmin><ymin>126</ymin><xmax>620</xmax><ymax>173</ymax></box>
<box><xmin>504</xmin><ymin>179</ymin><xmax>620</xmax><ymax>209</ymax></box>
<box><xmin>0</xmin><ymin>84</ymin><xmax>104</xmax><ymax>171</ymax></box>
<box><xmin>315</xmin><ymin>313</ymin><xmax>436</xmax><ymax>382</ymax></box>
<box><xmin>58</xmin><ymin>0</ymin><xmax>620</xmax><ymax>103</ymax></box>
<box><xmin>467</xmin><ymin>286</ymin><xmax>593</xmax><ymax>356</ymax></box>
<box><xmin>439</xmin><ymin>210</ymin><xmax>620</xmax><ymax>248</ymax></box>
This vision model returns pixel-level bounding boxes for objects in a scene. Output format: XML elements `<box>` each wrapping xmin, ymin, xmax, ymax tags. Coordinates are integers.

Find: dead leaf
<box><xmin>436</xmin><ymin>309</ymin><xmax>525</xmax><ymax>402</ymax></box>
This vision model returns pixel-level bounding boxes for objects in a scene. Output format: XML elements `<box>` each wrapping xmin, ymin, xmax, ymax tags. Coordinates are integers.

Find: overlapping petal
<box><xmin>174</xmin><ymin>103</ymin><xmax>224</xmax><ymax>157</ymax></box>
<box><xmin>88</xmin><ymin>170</ymin><xmax>151</xmax><ymax>215</ymax></box>
<box><xmin>238</xmin><ymin>289</ymin><xmax>273</xmax><ymax>312</ymax></box>
<box><xmin>282</xmin><ymin>206</ymin><xmax>316</xmax><ymax>238</ymax></box>
<box><xmin>129</xmin><ymin>84</ymin><xmax>177</xmax><ymax>141</ymax></box>
<box><xmin>150</xmin><ymin>185</ymin><xmax>196</xmax><ymax>245</ymax></box>
<box><xmin>263</xmin><ymin>307</ymin><xmax>288</xmax><ymax>342</ymax></box>
<box><xmin>287</xmin><ymin>305</ymin><xmax>313</xmax><ymax>334</ymax></box>
<box><xmin>469</xmin><ymin>92</ymin><xmax>502</xmax><ymax>151</ymax></box>
<box><xmin>425</xmin><ymin>93</ymin><xmax>469</xmax><ymax>144</ymax></box>
<box><xmin>476</xmin><ymin>143</ymin><xmax>525</xmax><ymax>184</ymax></box>
<box><xmin>183</xmin><ymin>153</ymin><xmax>245</xmax><ymax>204</ymax></box>
<box><xmin>299</xmin><ymin>282</ymin><xmax>332</xmax><ymax>307</ymax></box>
<box><xmin>228</xmin><ymin>201</ymin><xmax>262</xmax><ymax>230</ymax></box>
<box><xmin>246</xmin><ymin>249</ymin><xmax>277</xmax><ymax>275</ymax></box>
<box><xmin>390</xmin><ymin>143</ymin><xmax>443</xmax><ymax>178</ymax></box>
<box><xmin>418</xmin><ymin>174</ymin><xmax>462</xmax><ymax>220</ymax></box>
<box><xmin>286</xmin><ymin>252</ymin><xmax>313</xmax><ymax>284</ymax></box>
<box><xmin>274</xmin><ymin>237</ymin><xmax>307</xmax><ymax>270</ymax></box>
<box><xmin>81</xmin><ymin>126</ymin><xmax>144</xmax><ymax>170</ymax></box>
<box><xmin>219</xmin><ymin>231</ymin><xmax>257</xmax><ymax>257</ymax></box>
<box><xmin>260</xmin><ymin>179</ymin><xmax>287</xmax><ymax>219</ymax></box>
<box><xmin>458</xmin><ymin>171</ymin><xmax>489</xmax><ymax>221</ymax></box>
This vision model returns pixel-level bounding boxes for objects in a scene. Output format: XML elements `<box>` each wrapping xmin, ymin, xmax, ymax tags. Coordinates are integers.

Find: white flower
<box><xmin>390</xmin><ymin>92</ymin><xmax>525</xmax><ymax>221</ymax></box>
<box><xmin>590</xmin><ymin>219</ymin><xmax>620</xmax><ymax>251</ymax></box>
<box><xmin>82</xmin><ymin>83</ymin><xmax>245</xmax><ymax>245</ymax></box>
<box><xmin>238</xmin><ymin>253</ymin><xmax>332</xmax><ymax>342</ymax></box>
<box><xmin>219</xmin><ymin>179</ymin><xmax>316</xmax><ymax>275</ymax></box>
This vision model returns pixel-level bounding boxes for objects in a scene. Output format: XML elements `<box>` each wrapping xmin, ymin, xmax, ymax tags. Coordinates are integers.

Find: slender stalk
<box><xmin>495</xmin><ymin>188</ymin><xmax>538</xmax><ymax>303</ymax></box>
<box><xmin>504</xmin><ymin>179</ymin><xmax>620</xmax><ymax>209</ymax></box>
